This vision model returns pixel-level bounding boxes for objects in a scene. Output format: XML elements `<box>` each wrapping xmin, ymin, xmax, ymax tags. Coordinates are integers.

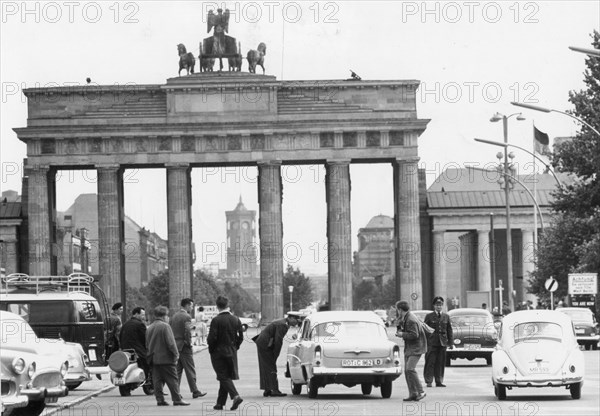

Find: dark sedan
<box><xmin>557</xmin><ymin>307</ymin><xmax>599</xmax><ymax>350</ymax></box>
<box><xmin>446</xmin><ymin>308</ymin><xmax>497</xmax><ymax>366</ymax></box>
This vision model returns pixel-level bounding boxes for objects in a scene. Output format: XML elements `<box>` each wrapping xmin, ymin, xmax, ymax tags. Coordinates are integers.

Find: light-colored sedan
<box><xmin>492</xmin><ymin>310</ymin><xmax>584</xmax><ymax>400</ymax></box>
<box><xmin>285</xmin><ymin>311</ymin><xmax>402</xmax><ymax>398</ymax></box>
<box><xmin>1</xmin><ymin>311</ymin><xmax>69</xmax><ymax>415</ymax></box>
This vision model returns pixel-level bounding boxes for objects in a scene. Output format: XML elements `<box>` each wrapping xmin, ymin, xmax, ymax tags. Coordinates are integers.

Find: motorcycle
<box><xmin>108</xmin><ymin>349</ymin><xmax>154</xmax><ymax>397</ymax></box>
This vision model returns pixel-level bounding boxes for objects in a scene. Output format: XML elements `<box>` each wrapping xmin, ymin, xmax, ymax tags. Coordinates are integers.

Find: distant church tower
<box><xmin>225</xmin><ymin>196</ymin><xmax>259</xmax><ymax>299</ymax></box>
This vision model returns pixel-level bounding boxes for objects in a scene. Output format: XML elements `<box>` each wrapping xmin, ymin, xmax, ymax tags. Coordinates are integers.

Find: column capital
<box><xmin>394</xmin><ymin>157</ymin><xmax>420</xmax><ymax>164</ymax></box>
<box><xmin>257</xmin><ymin>160</ymin><xmax>282</xmax><ymax>167</ymax></box>
<box><xmin>326</xmin><ymin>159</ymin><xmax>351</xmax><ymax>165</ymax></box>
<box><xmin>165</xmin><ymin>162</ymin><xmax>190</xmax><ymax>169</ymax></box>
<box><xmin>96</xmin><ymin>163</ymin><xmax>121</xmax><ymax>170</ymax></box>
<box><xmin>25</xmin><ymin>163</ymin><xmax>50</xmax><ymax>171</ymax></box>
<box><xmin>477</xmin><ymin>228</ymin><xmax>491</xmax><ymax>234</ymax></box>
<box><xmin>432</xmin><ymin>229</ymin><xmax>446</xmax><ymax>234</ymax></box>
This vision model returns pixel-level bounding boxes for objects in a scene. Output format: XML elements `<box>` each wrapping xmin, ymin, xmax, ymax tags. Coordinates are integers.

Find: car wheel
<box><xmin>361</xmin><ymin>383</ymin><xmax>372</xmax><ymax>395</ymax></box>
<box><xmin>119</xmin><ymin>385</ymin><xmax>132</xmax><ymax>397</ymax></box>
<box><xmin>13</xmin><ymin>400</ymin><xmax>46</xmax><ymax>416</ymax></box>
<box><xmin>380</xmin><ymin>380</ymin><xmax>392</xmax><ymax>398</ymax></box>
<box><xmin>291</xmin><ymin>378</ymin><xmax>303</xmax><ymax>395</ymax></box>
<box><xmin>494</xmin><ymin>383</ymin><xmax>506</xmax><ymax>400</ymax></box>
<box><xmin>142</xmin><ymin>383</ymin><xmax>155</xmax><ymax>395</ymax></box>
<box><xmin>570</xmin><ymin>382</ymin><xmax>582</xmax><ymax>399</ymax></box>
<box><xmin>593</xmin><ymin>343</ymin><xmax>598</xmax><ymax>351</ymax></box>
<box><xmin>585</xmin><ymin>343</ymin><xmax>591</xmax><ymax>351</ymax></box>
<box><xmin>307</xmin><ymin>378</ymin><xmax>319</xmax><ymax>398</ymax></box>
<box><xmin>446</xmin><ymin>356</ymin><xmax>451</xmax><ymax>367</ymax></box>
<box><xmin>485</xmin><ymin>357</ymin><xmax>492</xmax><ymax>366</ymax></box>
<box><xmin>67</xmin><ymin>382</ymin><xmax>83</xmax><ymax>390</ymax></box>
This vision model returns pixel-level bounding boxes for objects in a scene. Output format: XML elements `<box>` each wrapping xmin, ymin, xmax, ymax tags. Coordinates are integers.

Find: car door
<box><xmin>288</xmin><ymin>319</ymin><xmax>310</xmax><ymax>383</ymax></box>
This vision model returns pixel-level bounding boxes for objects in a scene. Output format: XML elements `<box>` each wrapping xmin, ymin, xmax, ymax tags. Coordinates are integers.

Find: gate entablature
<box><xmin>16</xmin><ymin>75</ymin><xmax>428</xmax><ymax>168</ymax></box>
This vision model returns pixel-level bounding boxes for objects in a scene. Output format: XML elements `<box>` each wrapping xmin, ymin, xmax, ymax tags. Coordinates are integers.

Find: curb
<box><xmin>45</xmin><ymin>384</ymin><xmax>116</xmax><ymax>416</ymax></box>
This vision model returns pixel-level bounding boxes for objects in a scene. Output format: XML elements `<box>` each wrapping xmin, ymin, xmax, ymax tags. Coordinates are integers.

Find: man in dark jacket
<box><xmin>253</xmin><ymin>313</ymin><xmax>300</xmax><ymax>396</ymax></box>
<box><xmin>146</xmin><ymin>305</ymin><xmax>189</xmax><ymax>406</ymax></box>
<box><xmin>423</xmin><ymin>296</ymin><xmax>454</xmax><ymax>387</ymax></box>
<box><xmin>171</xmin><ymin>298</ymin><xmax>206</xmax><ymax>398</ymax></box>
<box><xmin>106</xmin><ymin>302</ymin><xmax>123</xmax><ymax>358</ymax></box>
<box><xmin>120</xmin><ymin>307</ymin><xmax>151</xmax><ymax>390</ymax></box>
<box><xmin>207</xmin><ymin>296</ymin><xmax>244</xmax><ymax>411</ymax></box>
<box><xmin>396</xmin><ymin>300</ymin><xmax>427</xmax><ymax>402</ymax></box>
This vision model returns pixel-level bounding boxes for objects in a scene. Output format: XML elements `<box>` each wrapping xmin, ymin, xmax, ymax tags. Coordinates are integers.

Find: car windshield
<box><xmin>312</xmin><ymin>321</ymin><xmax>386</xmax><ymax>341</ymax></box>
<box><xmin>562</xmin><ymin>310</ymin><xmax>593</xmax><ymax>324</ymax></box>
<box><xmin>451</xmin><ymin>314</ymin><xmax>490</xmax><ymax>327</ymax></box>
<box><xmin>513</xmin><ymin>322</ymin><xmax>563</xmax><ymax>343</ymax></box>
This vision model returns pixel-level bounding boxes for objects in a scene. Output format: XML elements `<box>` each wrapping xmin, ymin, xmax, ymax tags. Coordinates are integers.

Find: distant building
<box><xmin>224</xmin><ymin>197</ymin><xmax>259</xmax><ymax>299</ymax></box>
<box><xmin>0</xmin><ymin>191</ymin><xmax>23</xmax><ymax>275</ymax></box>
<box><xmin>354</xmin><ymin>215</ymin><xmax>395</xmax><ymax>282</ymax></box>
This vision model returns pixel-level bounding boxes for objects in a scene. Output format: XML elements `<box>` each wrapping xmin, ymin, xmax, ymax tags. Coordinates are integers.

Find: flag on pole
<box><xmin>533</xmin><ymin>125</ymin><xmax>550</xmax><ymax>155</ymax></box>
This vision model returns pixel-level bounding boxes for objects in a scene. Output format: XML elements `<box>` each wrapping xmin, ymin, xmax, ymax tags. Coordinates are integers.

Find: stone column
<box><xmin>258</xmin><ymin>161</ymin><xmax>284</xmax><ymax>322</ymax></box>
<box><xmin>97</xmin><ymin>165</ymin><xmax>124</xmax><ymax>305</ymax></box>
<box><xmin>521</xmin><ymin>229</ymin><xmax>536</xmax><ymax>304</ymax></box>
<box><xmin>432</xmin><ymin>230</ymin><xmax>446</xmax><ymax>298</ymax></box>
<box><xmin>477</xmin><ymin>229</ymin><xmax>492</xmax><ymax>292</ymax></box>
<box><xmin>325</xmin><ymin>160</ymin><xmax>353</xmax><ymax>311</ymax></box>
<box><xmin>393</xmin><ymin>158</ymin><xmax>423</xmax><ymax>309</ymax></box>
<box><xmin>27</xmin><ymin>165</ymin><xmax>52</xmax><ymax>276</ymax></box>
<box><xmin>166</xmin><ymin>164</ymin><xmax>193</xmax><ymax>311</ymax></box>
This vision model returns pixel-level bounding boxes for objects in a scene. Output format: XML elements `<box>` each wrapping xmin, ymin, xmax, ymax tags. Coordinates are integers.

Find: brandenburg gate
<box><xmin>15</xmin><ymin>72</ymin><xmax>429</xmax><ymax>319</ymax></box>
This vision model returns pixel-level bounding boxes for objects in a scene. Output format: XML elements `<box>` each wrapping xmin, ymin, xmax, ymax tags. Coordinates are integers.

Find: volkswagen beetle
<box><xmin>285</xmin><ymin>311</ymin><xmax>402</xmax><ymax>398</ymax></box>
<box><xmin>492</xmin><ymin>310</ymin><xmax>584</xmax><ymax>400</ymax></box>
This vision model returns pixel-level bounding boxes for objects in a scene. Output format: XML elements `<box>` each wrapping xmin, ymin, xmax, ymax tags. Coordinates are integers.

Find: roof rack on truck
<box><xmin>1</xmin><ymin>272</ymin><xmax>95</xmax><ymax>295</ymax></box>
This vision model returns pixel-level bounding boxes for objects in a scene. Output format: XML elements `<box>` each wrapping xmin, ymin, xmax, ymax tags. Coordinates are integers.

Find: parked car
<box><xmin>447</xmin><ymin>308</ymin><xmax>497</xmax><ymax>366</ymax></box>
<box><xmin>557</xmin><ymin>307</ymin><xmax>599</xmax><ymax>350</ymax></box>
<box><xmin>285</xmin><ymin>311</ymin><xmax>402</xmax><ymax>398</ymax></box>
<box><xmin>1</xmin><ymin>311</ymin><xmax>69</xmax><ymax>415</ymax></box>
<box><xmin>492</xmin><ymin>310</ymin><xmax>584</xmax><ymax>400</ymax></box>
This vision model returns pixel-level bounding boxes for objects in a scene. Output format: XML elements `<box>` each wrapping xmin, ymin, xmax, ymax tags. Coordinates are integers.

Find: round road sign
<box><xmin>545</xmin><ymin>277</ymin><xmax>558</xmax><ymax>292</ymax></box>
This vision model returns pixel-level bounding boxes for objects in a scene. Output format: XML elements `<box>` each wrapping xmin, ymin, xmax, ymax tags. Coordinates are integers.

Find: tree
<box><xmin>192</xmin><ymin>270</ymin><xmax>221</xmax><ymax>306</ymax></box>
<box><xmin>222</xmin><ymin>281</ymin><xmax>260</xmax><ymax>316</ymax></box>
<box><xmin>283</xmin><ymin>265</ymin><xmax>314</xmax><ymax>311</ymax></box>
<box><xmin>531</xmin><ymin>30</ymin><xmax>600</xmax><ymax>305</ymax></box>
<box><xmin>141</xmin><ymin>271</ymin><xmax>169</xmax><ymax>309</ymax></box>
<box><xmin>125</xmin><ymin>281</ymin><xmax>150</xmax><ymax>317</ymax></box>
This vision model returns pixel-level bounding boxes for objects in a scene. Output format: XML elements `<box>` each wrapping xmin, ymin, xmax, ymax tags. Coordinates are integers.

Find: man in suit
<box><xmin>171</xmin><ymin>298</ymin><xmax>206</xmax><ymax>399</ymax></box>
<box><xmin>120</xmin><ymin>307</ymin><xmax>151</xmax><ymax>392</ymax></box>
<box><xmin>423</xmin><ymin>296</ymin><xmax>454</xmax><ymax>388</ymax></box>
<box><xmin>396</xmin><ymin>300</ymin><xmax>427</xmax><ymax>402</ymax></box>
<box><xmin>146</xmin><ymin>305</ymin><xmax>189</xmax><ymax>406</ymax></box>
<box><xmin>253</xmin><ymin>313</ymin><xmax>300</xmax><ymax>397</ymax></box>
<box><xmin>106</xmin><ymin>302</ymin><xmax>123</xmax><ymax>358</ymax></box>
<box><xmin>207</xmin><ymin>296</ymin><xmax>244</xmax><ymax>411</ymax></box>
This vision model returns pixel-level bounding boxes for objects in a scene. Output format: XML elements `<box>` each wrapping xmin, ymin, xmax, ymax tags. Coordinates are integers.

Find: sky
<box><xmin>1</xmin><ymin>1</ymin><xmax>598</xmax><ymax>275</ymax></box>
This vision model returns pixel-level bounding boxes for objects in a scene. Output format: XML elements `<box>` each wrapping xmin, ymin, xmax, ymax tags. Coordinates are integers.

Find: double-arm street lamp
<box><xmin>489</xmin><ymin>112</ymin><xmax>525</xmax><ymax>312</ymax></box>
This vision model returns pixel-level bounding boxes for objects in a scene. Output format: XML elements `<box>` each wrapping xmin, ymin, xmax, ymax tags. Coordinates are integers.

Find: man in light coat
<box><xmin>396</xmin><ymin>300</ymin><xmax>427</xmax><ymax>402</ymax></box>
<box><xmin>146</xmin><ymin>305</ymin><xmax>189</xmax><ymax>406</ymax></box>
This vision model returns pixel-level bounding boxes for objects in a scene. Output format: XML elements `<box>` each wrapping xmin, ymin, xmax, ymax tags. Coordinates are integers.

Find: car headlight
<box><xmin>569</xmin><ymin>365</ymin><xmax>576</xmax><ymax>373</ymax></box>
<box><xmin>27</xmin><ymin>362</ymin><xmax>36</xmax><ymax>378</ymax></box>
<box><xmin>12</xmin><ymin>357</ymin><xmax>26</xmax><ymax>374</ymax></box>
<box><xmin>454</xmin><ymin>339</ymin><xmax>461</xmax><ymax>345</ymax></box>
<box><xmin>60</xmin><ymin>361</ymin><xmax>69</xmax><ymax>377</ymax></box>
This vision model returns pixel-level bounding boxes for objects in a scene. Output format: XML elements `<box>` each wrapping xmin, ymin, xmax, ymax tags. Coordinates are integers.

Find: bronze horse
<box><xmin>177</xmin><ymin>44</ymin><xmax>196</xmax><ymax>75</ymax></box>
<box><xmin>247</xmin><ymin>43</ymin><xmax>266</xmax><ymax>74</ymax></box>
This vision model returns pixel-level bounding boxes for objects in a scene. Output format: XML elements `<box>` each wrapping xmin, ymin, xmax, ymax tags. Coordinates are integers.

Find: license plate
<box><xmin>88</xmin><ymin>349</ymin><xmax>97</xmax><ymax>361</ymax></box>
<box><xmin>529</xmin><ymin>367</ymin><xmax>549</xmax><ymax>373</ymax></box>
<box><xmin>114</xmin><ymin>377</ymin><xmax>125</xmax><ymax>385</ymax></box>
<box><xmin>342</xmin><ymin>359</ymin><xmax>374</xmax><ymax>367</ymax></box>
<box><xmin>464</xmin><ymin>344</ymin><xmax>481</xmax><ymax>350</ymax></box>
<box><xmin>575</xmin><ymin>329</ymin><xmax>585</xmax><ymax>334</ymax></box>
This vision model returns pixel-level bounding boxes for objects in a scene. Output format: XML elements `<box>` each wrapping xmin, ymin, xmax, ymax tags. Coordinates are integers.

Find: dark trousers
<box><xmin>424</xmin><ymin>345</ymin><xmax>447</xmax><ymax>385</ymax></box>
<box><xmin>256</xmin><ymin>347</ymin><xmax>279</xmax><ymax>391</ymax></box>
<box><xmin>177</xmin><ymin>350</ymin><xmax>199</xmax><ymax>393</ymax></box>
<box><xmin>216</xmin><ymin>379</ymin><xmax>239</xmax><ymax>406</ymax></box>
<box><xmin>152</xmin><ymin>364</ymin><xmax>183</xmax><ymax>403</ymax></box>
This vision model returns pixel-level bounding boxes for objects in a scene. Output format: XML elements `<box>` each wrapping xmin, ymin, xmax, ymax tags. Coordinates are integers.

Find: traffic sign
<box><xmin>545</xmin><ymin>277</ymin><xmax>558</xmax><ymax>292</ymax></box>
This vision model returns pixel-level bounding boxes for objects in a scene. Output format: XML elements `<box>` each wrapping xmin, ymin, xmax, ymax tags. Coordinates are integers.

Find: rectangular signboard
<box><xmin>568</xmin><ymin>273</ymin><xmax>598</xmax><ymax>295</ymax></box>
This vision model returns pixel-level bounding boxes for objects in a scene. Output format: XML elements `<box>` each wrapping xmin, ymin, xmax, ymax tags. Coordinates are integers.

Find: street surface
<box><xmin>43</xmin><ymin>327</ymin><xmax>600</xmax><ymax>416</ymax></box>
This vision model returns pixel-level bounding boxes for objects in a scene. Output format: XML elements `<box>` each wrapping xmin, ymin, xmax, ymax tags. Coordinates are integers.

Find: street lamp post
<box><xmin>490</xmin><ymin>112</ymin><xmax>525</xmax><ymax>312</ymax></box>
<box><xmin>288</xmin><ymin>285</ymin><xmax>294</xmax><ymax>312</ymax></box>
<box><xmin>511</xmin><ymin>102</ymin><xmax>600</xmax><ymax>138</ymax></box>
